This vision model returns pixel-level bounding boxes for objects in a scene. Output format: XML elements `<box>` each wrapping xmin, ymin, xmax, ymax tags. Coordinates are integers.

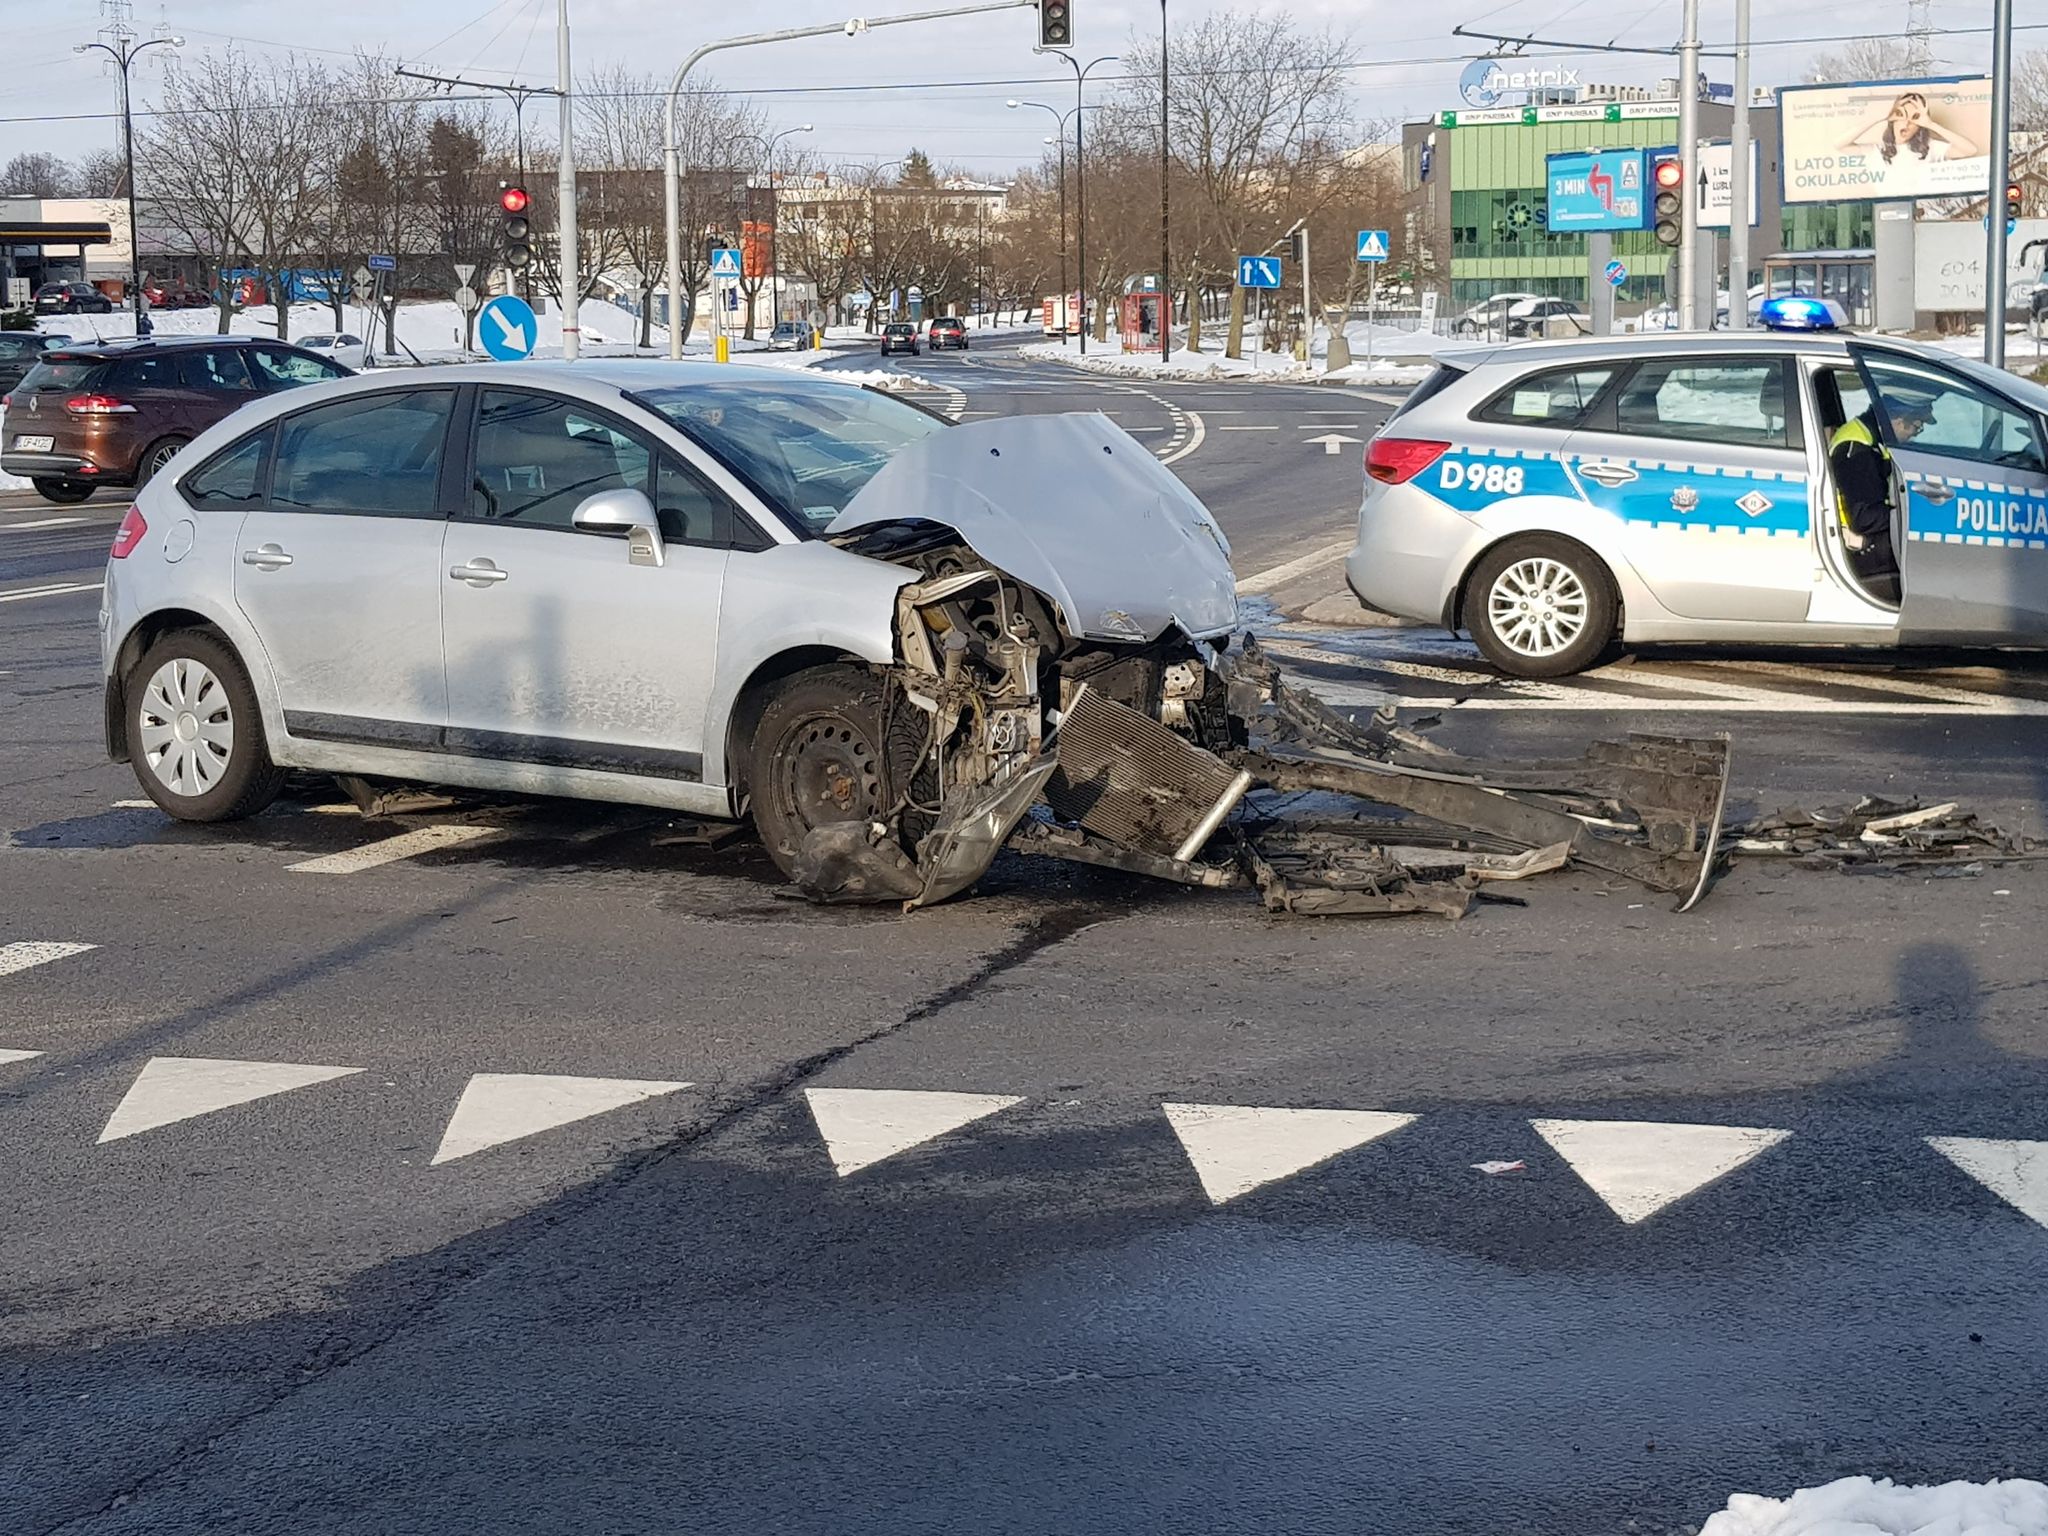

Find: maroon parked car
<box><xmin>0</xmin><ymin>335</ymin><xmax>349</xmax><ymax>504</ymax></box>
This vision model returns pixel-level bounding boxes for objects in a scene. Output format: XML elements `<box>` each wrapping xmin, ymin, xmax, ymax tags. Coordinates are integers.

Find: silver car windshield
<box><xmin>635</xmin><ymin>379</ymin><xmax>946</xmax><ymax>534</ymax></box>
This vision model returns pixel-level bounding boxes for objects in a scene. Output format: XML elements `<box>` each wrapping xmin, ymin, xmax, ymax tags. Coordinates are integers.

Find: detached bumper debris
<box><xmin>1731</xmin><ymin>796</ymin><xmax>2036</xmax><ymax>875</ymax></box>
<box><xmin>1009</xmin><ymin>637</ymin><xmax>1734</xmax><ymax>918</ymax></box>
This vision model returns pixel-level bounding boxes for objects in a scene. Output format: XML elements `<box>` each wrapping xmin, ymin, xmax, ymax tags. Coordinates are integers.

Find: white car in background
<box><xmin>294</xmin><ymin>333</ymin><xmax>368</xmax><ymax>369</ymax></box>
<box><xmin>1453</xmin><ymin>293</ymin><xmax>1541</xmax><ymax>337</ymax></box>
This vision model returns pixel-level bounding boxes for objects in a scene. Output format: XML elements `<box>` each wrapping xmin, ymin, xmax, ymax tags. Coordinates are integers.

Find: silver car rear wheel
<box><xmin>128</xmin><ymin>631</ymin><xmax>286</xmax><ymax>821</ymax></box>
<box><xmin>138</xmin><ymin>657</ymin><xmax>235</xmax><ymax>798</ymax></box>
<box><xmin>1466</xmin><ymin>535</ymin><xmax>1617</xmax><ymax>679</ymax></box>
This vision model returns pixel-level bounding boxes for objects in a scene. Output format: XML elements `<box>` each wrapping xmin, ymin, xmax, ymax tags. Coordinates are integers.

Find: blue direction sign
<box><xmin>366</xmin><ymin>253</ymin><xmax>397</xmax><ymax>272</ymax></box>
<box><xmin>1237</xmin><ymin>255</ymin><xmax>1282</xmax><ymax>289</ymax></box>
<box><xmin>1356</xmin><ymin>229</ymin><xmax>1390</xmax><ymax>263</ymax></box>
<box><xmin>1604</xmin><ymin>259</ymin><xmax>1629</xmax><ymax>288</ymax></box>
<box><xmin>708</xmin><ymin>247</ymin><xmax>743</xmax><ymax>279</ymax></box>
<box><xmin>478</xmin><ymin>293</ymin><xmax>537</xmax><ymax>361</ymax></box>
<box><xmin>1545</xmin><ymin>149</ymin><xmax>1649</xmax><ymax>233</ymax></box>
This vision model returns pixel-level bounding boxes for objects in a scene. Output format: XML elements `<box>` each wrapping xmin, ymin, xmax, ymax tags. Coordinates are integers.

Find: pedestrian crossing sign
<box><xmin>1356</xmin><ymin>229</ymin><xmax>1390</xmax><ymax>263</ymax></box>
<box><xmin>709</xmin><ymin>247</ymin><xmax>742</xmax><ymax>279</ymax></box>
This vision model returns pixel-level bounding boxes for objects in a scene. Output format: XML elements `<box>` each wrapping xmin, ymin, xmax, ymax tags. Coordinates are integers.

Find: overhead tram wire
<box><xmin>6</xmin><ymin>22</ymin><xmax>2044</xmax><ymax>127</ymax></box>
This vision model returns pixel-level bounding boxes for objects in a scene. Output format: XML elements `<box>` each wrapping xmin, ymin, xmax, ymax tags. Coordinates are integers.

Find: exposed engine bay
<box><xmin>788</xmin><ymin>529</ymin><xmax>1735</xmax><ymax>918</ymax></box>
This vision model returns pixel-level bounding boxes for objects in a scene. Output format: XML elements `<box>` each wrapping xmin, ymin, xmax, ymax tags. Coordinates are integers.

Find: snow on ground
<box><xmin>1696</xmin><ymin>1475</ymin><xmax>2048</xmax><ymax>1535</ymax></box>
<box><xmin>1019</xmin><ymin>318</ymin><xmax>1461</xmax><ymax>387</ymax></box>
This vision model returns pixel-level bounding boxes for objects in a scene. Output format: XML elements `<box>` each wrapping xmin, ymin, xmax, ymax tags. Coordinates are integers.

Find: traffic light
<box><xmin>1652</xmin><ymin>156</ymin><xmax>1684</xmax><ymax>249</ymax></box>
<box><xmin>1038</xmin><ymin>0</ymin><xmax>1071</xmax><ymax>48</ymax></box>
<box><xmin>500</xmin><ymin>183</ymin><xmax>532</xmax><ymax>271</ymax></box>
<box><xmin>2008</xmin><ymin>181</ymin><xmax>2025</xmax><ymax>223</ymax></box>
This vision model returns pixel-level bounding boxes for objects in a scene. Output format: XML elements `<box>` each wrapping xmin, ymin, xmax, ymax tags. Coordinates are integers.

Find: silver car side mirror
<box><xmin>572</xmin><ymin>488</ymin><xmax>664</xmax><ymax>567</ymax></box>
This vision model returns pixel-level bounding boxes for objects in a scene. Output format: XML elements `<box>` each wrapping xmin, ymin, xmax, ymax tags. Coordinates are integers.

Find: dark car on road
<box><xmin>927</xmin><ymin>316</ymin><xmax>968</xmax><ymax>350</ymax></box>
<box><xmin>0</xmin><ymin>332</ymin><xmax>63</xmax><ymax>395</ymax></box>
<box><xmin>142</xmin><ymin>279</ymin><xmax>213</xmax><ymax>310</ymax></box>
<box><xmin>0</xmin><ymin>335</ymin><xmax>350</xmax><ymax>504</ymax></box>
<box><xmin>34</xmin><ymin>281</ymin><xmax>114</xmax><ymax>315</ymax></box>
<box><xmin>879</xmin><ymin>322</ymin><xmax>920</xmax><ymax>356</ymax></box>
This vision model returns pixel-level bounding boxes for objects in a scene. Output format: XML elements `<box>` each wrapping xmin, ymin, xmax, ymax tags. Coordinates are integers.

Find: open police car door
<box><xmin>1851</xmin><ymin>347</ymin><xmax>2048</xmax><ymax>643</ymax></box>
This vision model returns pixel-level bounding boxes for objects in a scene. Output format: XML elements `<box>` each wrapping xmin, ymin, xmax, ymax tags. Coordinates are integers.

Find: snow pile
<box><xmin>1697</xmin><ymin>1476</ymin><xmax>2048</xmax><ymax>1535</ymax></box>
<box><xmin>1018</xmin><ymin>319</ymin><xmax>1453</xmax><ymax>386</ymax></box>
<box><xmin>815</xmin><ymin>367</ymin><xmax>941</xmax><ymax>391</ymax></box>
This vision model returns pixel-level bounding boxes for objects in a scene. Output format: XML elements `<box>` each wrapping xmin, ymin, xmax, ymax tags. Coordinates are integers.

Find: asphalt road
<box><xmin>5</xmin><ymin>338</ymin><xmax>2048</xmax><ymax>1535</ymax></box>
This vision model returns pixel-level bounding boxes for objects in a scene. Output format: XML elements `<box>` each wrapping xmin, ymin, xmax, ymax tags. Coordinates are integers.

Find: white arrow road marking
<box><xmin>0</xmin><ymin>1048</ymin><xmax>43</xmax><ymax>1067</ymax></box>
<box><xmin>432</xmin><ymin>1073</ymin><xmax>692</xmax><ymax>1165</ymax></box>
<box><xmin>1927</xmin><ymin>1137</ymin><xmax>2048</xmax><ymax>1229</ymax></box>
<box><xmin>803</xmin><ymin>1087</ymin><xmax>1023</xmax><ymax>1177</ymax></box>
<box><xmin>98</xmin><ymin>1057</ymin><xmax>363</xmax><ymax>1144</ymax></box>
<box><xmin>0</xmin><ymin>941</ymin><xmax>97</xmax><ymax>978</ymax></box>
<box><xmin>1162</xmin><ymin>1102</ymin><xmax>1417</xmax><ymax>1204</ymax></box>
<box><xmin>1531</xmin><ymin>1118</ymin><xmax>1791</xmax><ymax>1224</ymax></box>
<box><xmin>1302</xmin><ymin>432</ymin><xmax>1363</xmax><ymax>456</ymax></box>
<box><xmin>287</xmin><ymin>823</ymin><xmax>497</xmax><ymax>873</ymax></box>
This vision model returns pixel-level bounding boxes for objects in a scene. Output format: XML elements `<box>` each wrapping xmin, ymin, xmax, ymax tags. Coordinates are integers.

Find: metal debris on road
<box><xmin>1729</xmin><ymin>796</ymin><xmax>2034</xmax><ymax>874</ymax></box>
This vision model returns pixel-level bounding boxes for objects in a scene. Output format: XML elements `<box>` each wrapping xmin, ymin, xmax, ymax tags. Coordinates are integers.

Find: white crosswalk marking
<box><xmin>0</xmin><ymin>1048</ymin><xmax>43</xmax><ymax>1067</ymax></box>
<box><xmin>432</xmin><ymin>1073</ymin><xmax>693</xmax><ymax>1165</ymax></box>
<box><xmin>287</xmin><ymin>823</ymin><xmax>497</xmax><ymax>873</ymax></box>
<box><xmin>1162</xmin><ymin>1102</ymin><xmax>1417</xmax><ymax>1204</ymax></box>
<box><xmin>0</xmin><ymin>941</ymin><xmax>97</xmax><ymax>978</ymax></box>
<box><xmin>0</xmin><ymin>517</ymin><xmax>88</xmax><ymax>531</ymax></box>
<box><xmin>1531</xmin><ymin>1118</ymin><xmax>1791</xmax><ymax>1224</ymax></box>
<box><xmin>804</xmin><ymin>1087</ymin><xmax>1023</xmax><ymax>1176</ymax></box>
<box><xmin>0</xmin><ymin>581</ymin><xmax>102</xmax><ymax>604</ymax></box>
<box><xmin>98</xmin><ymin>1057</ymin><xmax>363</xmax><ymax>1143</ymax></box>
<box><xmin>1926</xmin><ymin>1137</ymin><xmax>2048</xmax><ymax>1229</ymax></box>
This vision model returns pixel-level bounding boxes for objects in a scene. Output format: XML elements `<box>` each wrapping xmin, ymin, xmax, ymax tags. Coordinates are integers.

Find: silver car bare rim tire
<box><xmin>129</xmin><ymin>633</ymin><xmax>286</xmax><ymax>821</ymax></box>
<box><xmin>138</xmin><ymin>656</ymin><xmax>236</xmax><ymax>799</ymax></box>
<box><xmin>1486</xmin><ymin>557</ymin><xmax>1590</xmax><ymax>660</ymax></box>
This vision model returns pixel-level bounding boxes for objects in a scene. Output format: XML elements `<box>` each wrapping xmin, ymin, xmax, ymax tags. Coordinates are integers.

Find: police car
<box><xmin>1346</xmin><ymin>298</ymin><xmax>2048</xmax><ymax>677</ymax></box>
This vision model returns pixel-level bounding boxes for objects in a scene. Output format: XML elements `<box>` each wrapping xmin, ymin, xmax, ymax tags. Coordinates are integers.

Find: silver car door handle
<box><xmin>449</xmin><ymin>559</ymin><xmax>510</xmax><ymax>585</ymax></box>
<box><xmin>241</xmin><ymin>544</ymin><xmax>293</xmax><ymax>569</ymax></box>
<box><xmin>1915</xmin><ymin>480</ymin><xmax>1955</xmax><ymax>505</ymax></box>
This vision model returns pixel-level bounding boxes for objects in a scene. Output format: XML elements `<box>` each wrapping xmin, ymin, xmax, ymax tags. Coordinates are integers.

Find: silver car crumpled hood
<box><xmin>825</xmin><ymin>412</ymin><xmax>1238</xmax><ymax>643</ymax></box>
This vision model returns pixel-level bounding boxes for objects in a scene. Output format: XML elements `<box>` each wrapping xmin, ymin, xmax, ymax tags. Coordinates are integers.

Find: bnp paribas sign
<box><xmin>1458</xmin><ymin>57</ymin><xmax>1580</xmax><ymax>108</ymax></box>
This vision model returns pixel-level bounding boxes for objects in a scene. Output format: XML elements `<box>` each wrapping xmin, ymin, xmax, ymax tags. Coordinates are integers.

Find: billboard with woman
<box><xmin>1779</xmin><ymin>76</ymin><xmax>1993</xmax><ymax>203</ymax></box>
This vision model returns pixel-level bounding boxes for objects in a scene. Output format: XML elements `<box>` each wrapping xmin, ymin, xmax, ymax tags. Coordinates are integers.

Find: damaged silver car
<box><xmin>98</xmin><ymin>361</ymin><xmax>1244</xmax><ymax>902</ymax></box>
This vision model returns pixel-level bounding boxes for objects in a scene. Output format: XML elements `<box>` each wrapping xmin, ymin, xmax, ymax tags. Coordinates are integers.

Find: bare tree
<box><xmin>2</xmin><ymin>152</ymin><xmax>80</xmax><ymax>197</ymax></box>
<box><xmin>76</xmin><ymin>148</ymin><xmax>128</xmax><ymax>198</ymax></box>
<box><xmin>1107</xmin><ymin>9</ymin><xmax>1358</xmax><ymax>354</ymax></box>
<box><xmin>777</xmin><ymin>156</ymin><xmax>866</xmax><ymax>328</ymax></box>
<box><xmin>1805</xmin><ymin>39</ymin><xmax>1920</xmax><ymax>84</ymax></box>
<box><xmin>422</xmin><ymin>111</ymin><xmax>510</xmax><ymax>352</ymax></box>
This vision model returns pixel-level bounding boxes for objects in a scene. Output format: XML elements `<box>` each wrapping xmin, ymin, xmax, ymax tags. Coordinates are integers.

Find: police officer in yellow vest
<box><xmin>1829</xmin><ymin>387</ymin><xmax>1937</xmax><ymax>579</ymax></box>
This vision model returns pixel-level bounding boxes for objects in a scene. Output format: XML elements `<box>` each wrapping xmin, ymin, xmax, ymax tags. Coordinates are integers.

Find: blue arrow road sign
<box><xmin>1604</xmin><ymin>259</ymin><xmax>1629</xmax><ymax>288</ymax></box>
<box><xmin>478</xmin><ymin>294</ymin><xmax>537</xmax><ymax>361</ymax></box>
<box><xmin>1237</xmin><ymin>255</ymin><xmax>1282</xmax><ymax>289</ymax></box>
<box><xmin>1356</xmin><ymin>229</ymin><xmax>1390</xmax><ymax>263</ymax></box>
<box><xmin>709</xmin><ymin>247</ymin><xmax>743</xmax><ymax>279</ymax></box>
<box><xmin>367</xmin><ymin>253</ymin><xmax>397</xmax><ymax>272</ymax></box>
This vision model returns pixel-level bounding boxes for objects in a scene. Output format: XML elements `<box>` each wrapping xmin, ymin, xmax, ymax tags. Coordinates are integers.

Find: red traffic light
<box><xmin>500</xmin><ymin>185</ymin><xmax>530</xmax><ymax>215</ymax></box>
<box><xmin>1653</xmin><ymin>158</ymin><xmax>1684</xmax><ymax>191</ymax></box>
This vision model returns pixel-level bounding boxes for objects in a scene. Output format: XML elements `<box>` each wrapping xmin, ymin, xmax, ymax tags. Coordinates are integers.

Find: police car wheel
<box><xmin>1467</xmin><ymin>536</ymin><xmax>1616</xmax><ymax>679</ymax></box>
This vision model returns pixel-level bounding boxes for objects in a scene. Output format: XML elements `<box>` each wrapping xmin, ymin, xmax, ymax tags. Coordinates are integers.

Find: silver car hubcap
<box><xmin>138</xmin><ymin>658</ymin><xmax>234</xmax><ymax>797</ymax></box>
<box><xmin>1488</xmin><ymin>558</ymin><xmax>1590</xmax><ymax>658</ymax></box>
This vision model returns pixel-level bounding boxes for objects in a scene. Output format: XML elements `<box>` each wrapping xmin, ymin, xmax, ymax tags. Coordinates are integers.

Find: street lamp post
<box><xmin>1158</xmin><ymin>0</ymin><xmax>1170</xmax><ymax>361</ymax></box>
<box><xmin>1037</xmin><ymin>51</ymin><xmax>1118</xmax><ymax>353</ymax></box>
<box><xmin>1007</xmin><ymin>100</ymin><xmax>1070</xmax><ymax>338</ymax></box>
<box><xmin>75</xmin><ymin>26</ymin><xmax>182</xmax><ymax>334</ymax></box>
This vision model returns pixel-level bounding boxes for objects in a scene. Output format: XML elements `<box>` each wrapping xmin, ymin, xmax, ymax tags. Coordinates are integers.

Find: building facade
<box><xmin>1404</xmin><ymin>97</ymin><xmax>1876</xmax><ymax>311</ymax></box>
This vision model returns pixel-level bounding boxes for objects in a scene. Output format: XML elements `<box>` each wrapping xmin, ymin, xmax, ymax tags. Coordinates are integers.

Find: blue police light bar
<box><xmin>1759</xmin><ymin>295</ymin><xmax>1847</xmax><ymax>331</ymax></box>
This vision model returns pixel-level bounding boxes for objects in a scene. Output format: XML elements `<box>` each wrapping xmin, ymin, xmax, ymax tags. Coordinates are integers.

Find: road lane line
<box><xmin>287</xmin><ymin>823</ymin><xmax>497</xmax><ymax>873</ymax></box>
<box><xmin>1687</xmin><ymin>659</ymin><xmax>2033</xmax><ymax>708</ymax></box>
<box><xmin>0</xmin><ymin>517</ymin><xmax>88</xmax><ymax>531</ymax></box>
<box><xmin>1235</xmin><ymin>537</ymin><xmax>1355</xmax><ymax>594</ymax></box>
<box><xmin>1158</xmin><ymin>406</ymin><xmax>1205</xmax><ymax>466</ymax></box>
<box><xmin>0</xmin><ymin>581</ymin><xmax>103</xmax><ymax>604</ymax></box>
<box><xmin>1219</xmin><ymin>424</ymin><xmax>1279</xmax><ymax>431</ymax></box>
